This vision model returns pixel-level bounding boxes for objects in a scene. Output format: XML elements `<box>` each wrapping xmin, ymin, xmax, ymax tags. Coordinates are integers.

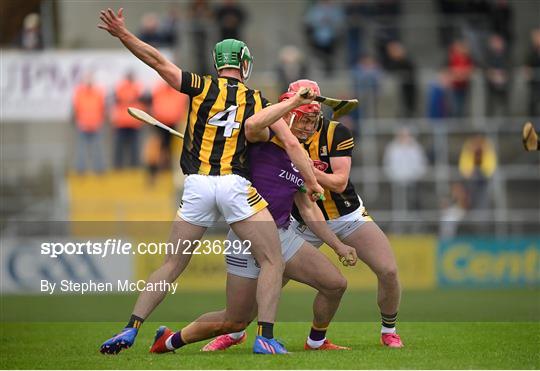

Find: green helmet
<box><xmin>212</xmin><ymin>39</ymin><xmax>254</xmax><ymax>81</ymax></box>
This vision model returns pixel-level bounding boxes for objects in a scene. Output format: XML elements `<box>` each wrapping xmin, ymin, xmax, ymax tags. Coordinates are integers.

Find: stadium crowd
<box><xmin>4</xmin><ymin>0</ymin><xmax>537</xmax><ymax>225</ymax></box>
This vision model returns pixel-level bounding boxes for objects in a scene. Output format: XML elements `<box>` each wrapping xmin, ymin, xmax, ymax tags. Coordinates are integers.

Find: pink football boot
<box><xmin>381</xmin><ymin>333</ymin><xmax>404</xmax><ymax>348</ymax></box>
<box><xmin>201</xmin><ymin>333</ymin><xmax>247</xmax><ymax>351</ymax></box>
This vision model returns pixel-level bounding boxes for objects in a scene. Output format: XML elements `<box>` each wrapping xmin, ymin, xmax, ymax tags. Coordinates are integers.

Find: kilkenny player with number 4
<box><xmin>97</xmin><ymin>7</ymin><xmax>323</xmax><ymax>355</ymax></box>
<box><xmin>148</xmin><ymin>78</ymin><xmax>358</xmax><ymax>355</ymax></box>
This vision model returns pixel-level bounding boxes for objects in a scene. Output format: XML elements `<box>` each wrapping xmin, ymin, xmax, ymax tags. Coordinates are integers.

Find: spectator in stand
<box><xmin>383</xmin><ymin>127</ymin><xmax>428</xmax><ymax>211</ymax></box>
<box><xmin>485</xmin><ymin>34</ymin><xmax>511</xmax><ymax>116</ymax></box>
<box><xmin>447</xmin><ymin>39</ymin><xmax>474</xmax><ymax>117</ymax></box>
<box><xmin>386</xmin><ymin>41</ymin><xmax>417</xmax><ymax>117</ymax></box>
<box><xmin>525</xmin><ymin>27</ymin><xmax>540</xmax><ymax>116</ymax></box>
<box><xmin>439</xmin><ymin>182</ymin><xmax>469</xmax><ymax>238</ymax></box>
<box><xmin>344</xmin><ymin>0</ymin><xmax>372</xmax><ymax>68</ymax></box>
<box><xmin>489</xmin><ymin>0</ymin><xmax>513</xmax><ymax>49</ymax></box>
<box><xmin>351</xmin><ymin>54</ymin><xmax>382</xmax><ymax>137</ymax></box>
<box><xmin>373</xmin><ymin>0</ymin><xmax>402</xmax><ymax>69</ymax></box>
<box><xmin>110</xmin><ymin>72</ymin><xmax>146</xmax><ymax>169</ymax></box>
<box><xmin>138</xmin><ymin>13</ymin><xmax>162</xmax><ymax>46</ymax></box>
<box><xmin>458</xmin><ymin>134</ymin><xmax>497</xmax><ymax>210</ymax></box>
<box><xmin>427</xmin><ymin>68</ymin><xmax>452</xmax><ymax>121</ymax></box>
<box><xmin>72</xmin><ymin>73</ymin><xmax>106</xmax><ymax>174</ymax></box>
<box><xmin>276</xmin><ymin>45</ymin><xmax>308</xmax><ymax>94</ymax></box>
<box><xmin>160</xmin><ymin>7</ymin><xmax>180</xmax><ymax>47</ymax></box>
<box><xmin>462</xmin><ymin>0</ymin><xmax>491</xmax><ymax>64</ymax></box>
<box><xmin>138</xmin><ymin>12</ymin><xmax>178</xmax><ymax>48</ymax></box>
<box><xmin>304</xmin><ymin>0</ymin><xmax>345</xmax><ymax>76</ymax></box>
<box><xmin>151</xmin><ymin>80</ymin><xmax>189</xmax><ymax>168</ymax></box>
<box><xmin>16</xmin><ymin>13</ymin><xmax>43</xmax><ymax>50</ymax></box>
<box><xmin>214</xmin><ymin>0</ymin><xmax>246</xmax><ymax>41</ymax></box>
<box><xmin>436</xmin><ymin>0</ymin><xmax>465</xmax><ymax>48</ymax></box>
<box><xmin>190</xmin><ymin>0</ymin><xmax>213</xmax><ymax>75</ymax></box>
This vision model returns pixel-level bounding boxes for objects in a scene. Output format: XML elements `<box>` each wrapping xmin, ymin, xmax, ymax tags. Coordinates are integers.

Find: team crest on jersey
<box><xmin>320</xmin><ymin>145</ymin><xmax>328</xmax><ymax>156</ymax></box>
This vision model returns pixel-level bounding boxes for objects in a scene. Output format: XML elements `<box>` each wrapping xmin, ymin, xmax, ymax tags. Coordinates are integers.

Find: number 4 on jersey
<box><xmin>208</xmin><ymin>105</ymin><xmax>240</xmax><ymax>137</ymax></box>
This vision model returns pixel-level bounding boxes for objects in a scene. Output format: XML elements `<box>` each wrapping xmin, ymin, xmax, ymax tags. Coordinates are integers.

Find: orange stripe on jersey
<box><xmin>321</xmin><ymin>122</ymin><xmax>341</xmax><ymax>219</ymax></box>
<box><xmin>187</xmin><ymin>77</ymin><xmax>211</xmax><ymax>151</ymax></box>
<box><xmin>326</xmin><ymin>121</ymin><xmax>338</xmax><ymax>153</ymax></box>
<box><xmin>307</xmin><ymin>131</ymin><xmax>321</xmax><ymax>161</ymax></box>
<box><xmin>336</xmin><ymin>142</ymin><xmax>354</xmax><ymax>151</ymax></box>
<box><xmin>322</xmin><ymin>191</ymin><xmax>339</xmax><ymax>218</ymax></box>
<box><xmin>198</xmin><ymin>81</ymin><xmax>228</xmax><ymax>174</ymax></box>
<box><xmin>336</xmin><ymin>138</ymin><xmax>354</xmax><ymax>150</ymax></box>
<box><xmin>247</xmin><ymin>185</ymin><xmax>258</xmax><ymax>200</ymax></box>
<box><xmin>253</xmin><ymin>90</ymin><xmax>263</xmax><ymax>114</ymax></box>
<box><xmin>220</xmin><ymin>83</ymin><xmax>248</xmax><ymax>174</ymax></box>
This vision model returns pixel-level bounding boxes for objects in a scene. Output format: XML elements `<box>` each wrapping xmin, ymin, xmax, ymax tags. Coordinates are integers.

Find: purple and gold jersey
<box><xmin>248</xmin><ymin>136</ymin><xmax>303</xmax><ymax>228</ymax></box>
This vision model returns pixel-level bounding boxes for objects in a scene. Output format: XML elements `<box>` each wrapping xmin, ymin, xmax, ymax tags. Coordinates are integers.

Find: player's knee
<box><xmin>322</xmin><ymin>274</ymin><xmax>347</xmax><ymax>297</ymax></box>
<box><xmin>334</xmin><ymin>275</ymin><xmax>348</xmax><ymax>295</ymax></box>
<box><xmin>378</xmin><ymin>265</ymin><xmax>399</xmax><ymax>284</ymax></box>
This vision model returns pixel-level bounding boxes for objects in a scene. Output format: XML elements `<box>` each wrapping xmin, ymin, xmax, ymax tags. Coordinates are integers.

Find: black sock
<box><xmin>381</xmin><ymin>312</ymin><xmax>398</xmax><ymax>329</ymax></box>
<box><xmin>309</xmin><ymin>326</ymin><xmax>327</xmax><ymax>341</ymax></box>
<box><xmin>170</xmin><ymin>331</ymin><xmax>186</xmax><ymax>349</ymax></box>
<box><xmin>257</xmin><ymin>321</ymin><xmax>274</xmax><ymax>339</ymax></box>
<box><xmin>126</xmin><ymin>314</ymin><xmax>144</xmax><ymax>329</ymax></box>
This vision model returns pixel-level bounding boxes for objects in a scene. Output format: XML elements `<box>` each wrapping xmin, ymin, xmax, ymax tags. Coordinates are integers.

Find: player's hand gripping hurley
<box><xmin>299</xmin><ymin>88</ymin><xmax>359</xmax><ymax>119</ymax></box>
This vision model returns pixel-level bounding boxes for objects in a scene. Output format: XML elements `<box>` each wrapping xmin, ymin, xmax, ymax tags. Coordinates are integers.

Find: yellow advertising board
<box><xmin>134</xmin><ymin>234</ymin><xmax>437</xmax><ymax>291</ymax></box>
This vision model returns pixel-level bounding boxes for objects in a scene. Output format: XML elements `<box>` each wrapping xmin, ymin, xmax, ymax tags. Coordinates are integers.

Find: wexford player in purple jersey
<box><xmin>201</xmin><ymin>79</ymin><xmax>404</xmax><ymax>349</ymax></box>
<box><xmin>148</xmin><ymin>88</ymin><xmax>358</xmax><ymax>354</ymax></box>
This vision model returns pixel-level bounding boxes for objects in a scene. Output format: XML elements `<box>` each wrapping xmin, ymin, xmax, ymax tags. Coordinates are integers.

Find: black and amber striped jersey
<box><xmin>292</xmin><ymin>118</ymin><xmax>361</xmax><ymax>221</ymax></box>
<box><xmin>178</xmin><ymin>71</ymin><xmax>269</xmax><ymax>179</ymax></box>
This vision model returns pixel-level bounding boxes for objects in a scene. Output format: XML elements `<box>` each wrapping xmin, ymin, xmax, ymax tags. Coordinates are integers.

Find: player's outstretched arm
<box><xmin>272</xmin><ymin>120</ymin><xmax>324</xmax><ymax>200</ymax></box>
<box><xmin>294</xmin><ymin>192</ymin><xmax>357</xmax><ymax>266</ymax></box>
<box><xmin>98</xmin><ymin>8</ymin><xmax>181</xmax><ymax>90</ymax></box>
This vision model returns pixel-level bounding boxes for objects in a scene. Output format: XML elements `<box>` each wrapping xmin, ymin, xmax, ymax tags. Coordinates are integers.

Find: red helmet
<box><xmin>289</xmin><ymin>79</ymin><xmax>321</xmax><ymax>96</ymax></box>
<box><xmin>278</xmin><ymin>80</ymin><xmax>322</xmax><ymax>141</ymax></box>
<box><xmin>278</xmin><ymin>79</ymin><xmax>322</xmax><ymax>115</ymax></box>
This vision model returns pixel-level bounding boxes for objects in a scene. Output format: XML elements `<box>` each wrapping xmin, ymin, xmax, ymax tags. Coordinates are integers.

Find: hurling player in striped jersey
<box><xmin>204</xmin><ymin>80</ymin><xmax>404</xmax><ymax>349</ymax></box>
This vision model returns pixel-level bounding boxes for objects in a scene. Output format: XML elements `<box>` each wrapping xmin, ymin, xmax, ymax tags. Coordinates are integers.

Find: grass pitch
<box><xmin>1</xmin><ymin>322</ymin><xmax>539</xmax><ymax>369</ymax></box>
<box><xmin>1</xmin><ymin>289</ymin><xmax>539</xmax><ymax>369</ymax></box>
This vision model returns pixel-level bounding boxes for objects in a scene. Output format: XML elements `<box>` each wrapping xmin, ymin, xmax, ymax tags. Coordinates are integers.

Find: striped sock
<box><xmin>257</xmin><ymin>322</ymin><xmax>274</xmax><ymax>339</ymax></box>
<box><xmin>381</xmin><ymin>312</ymin><xmax>398</xmax><ymax>334</ymax></box>
<box><xmin>309</xmin><ymin>326</ymin><xmax>327</xmax><ymax>341</ymax></box>
<box><xmin>167</xmin><ymin>331</ymin><xmax>186</xmax><ymax>350</ymax></box>
<box><xmin>307</xmin><ymin>325</ymin><xmax>327</xmax><ymax>348</ymax></box>
<box><xmin>126</xmin><ymin>314</ymin><xmax>144</xmax><ymax>329</ymax></box>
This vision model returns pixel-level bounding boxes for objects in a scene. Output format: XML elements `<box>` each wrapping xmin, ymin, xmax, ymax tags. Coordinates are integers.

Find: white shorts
<box><xmin>177</xmin><ymin>174</ymin><xmax>268</xmax><ymax>227</ymax></box>
<box><xmin>291</xmin><ymin>206</ymin><xmax>373</xmax><ymax>248</ymax></box>
<box><xmin>225</xmin><ymin>226</ymin><xmax>305</xmax><ymax>279</ymax></box>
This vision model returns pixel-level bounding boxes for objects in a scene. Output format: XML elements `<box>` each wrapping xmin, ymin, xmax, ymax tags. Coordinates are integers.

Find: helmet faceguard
<box><xmin>213</xmin><ymin>39</ymin><xmax>254</xmax><ymax>81</ymax></box>
<box><xmin>279</xmin><ymin>79</ymin><xmax>322</xmax><ymax>142</ymax></box>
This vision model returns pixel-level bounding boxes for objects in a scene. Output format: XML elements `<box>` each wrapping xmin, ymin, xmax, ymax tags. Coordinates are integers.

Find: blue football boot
<box><xmin>100</xmin><ymin>327</ymin><xmax>138</xmax><ymax>355</ymax></box>
<box><xmin>253</xmin><ymin>335</ymin><xmax>289</xmax><ymax>354</ymax></box>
